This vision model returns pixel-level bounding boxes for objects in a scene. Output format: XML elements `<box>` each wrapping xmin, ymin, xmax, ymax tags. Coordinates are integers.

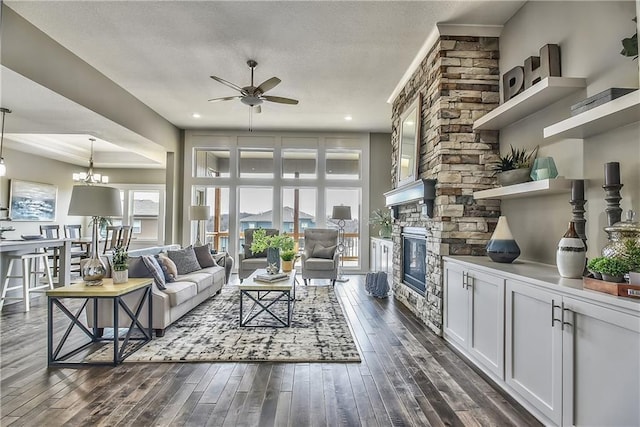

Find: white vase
<box><xmin>112</xmin><ymin>269</ymin><xmax>128</xmax><ymax>284</ymax></box>
<box><xmin>486</xmin><ymin>216</ymin><xmax>520</xmax><ymax>263</ymax></box>
<box><xmin>556</xmin><ymin>222</ymin><xmax>586</xmax><ymax>278</ymax></box>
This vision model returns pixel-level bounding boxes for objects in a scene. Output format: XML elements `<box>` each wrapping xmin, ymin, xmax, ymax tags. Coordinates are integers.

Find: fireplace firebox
<box><xmin>402</xmin><ymin>227</ymin><xmax>427</xmax><ymax>295</ymax></box>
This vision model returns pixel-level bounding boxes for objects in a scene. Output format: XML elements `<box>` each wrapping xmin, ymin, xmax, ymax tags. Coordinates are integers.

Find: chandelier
<box><xmin>72</xmin><ymin>138</ymin><xmax>109</xmax><ymax>184</ymax></box>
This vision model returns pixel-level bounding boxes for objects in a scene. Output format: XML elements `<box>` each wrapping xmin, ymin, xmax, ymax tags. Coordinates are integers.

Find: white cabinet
<box><xmin>370</xmin><ymin>238</ymin><xmax>393</xmax><ymax>285</ymax></box>
<box><xmin>443</xmin><ymin>260</ymin><xmax>505</xmax><ymax>380</ymax></box>
<box><xmin>505</xmin><ymin>279</ymin><xmax>563</xmax><ymax>425</ymax></box>
<box><xmin>444</xmin><ymin>256</ymin><xmax>640</xmax><ymax>427</ymax></box>
<box><xmin>561</xmin><ymin>297</ymin><xmax>640</xmax><ymax>427</ymax></box>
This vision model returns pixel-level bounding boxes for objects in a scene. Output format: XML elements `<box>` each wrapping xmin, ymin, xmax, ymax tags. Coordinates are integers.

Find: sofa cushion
<box><xmin>126</xmin><ymin>256</ymin><xmax>151</xmax><ymax>278</ymax></box>
<box><xmin>162</xmin><ymin>281</ymin><xmax>198</xmax><ymax>307</ymax></box>
<box><xmin>141</xmin><ymin>255</ymin><xmax>166</xmax><ymax>290</ymax></box>
<box><xmin>167</xmin><ymin>247</ymin><xmax>201</xmax><ymax>275</ymax></box>
<box><xmin>312</xmin><ymin>244</ymin><xmax>337</xmax><ymax>259</ymax></box>
<box><xmin>199</xmin><ymin>265</ymin><xmax>226</xmax><ymax>284</ymax></box>
<box><xmin>179</xmin><ymin>272</ymin><xmax>214</xmax><ymax>293</ymax></box>
<box><xmin>305</xmin><ymin>258</ymin><xmax>335</xmax><ymax>271</ymax></box>
<box><xmin>193</xmin><ymin>244</ymin><xmax>216</xmax><ymax>268</ymax></box>
<box><xmin>156</xmin><ymin>254</ymin><xmax>177</xmax><ymax>282</ymax></box>
<box><xmin>241</xmin><ymin>257</ymin><xmax>268</xmax><ymax>269</ymax></box>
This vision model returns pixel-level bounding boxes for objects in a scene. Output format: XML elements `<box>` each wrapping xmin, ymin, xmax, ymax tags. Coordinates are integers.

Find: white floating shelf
<box><xmin>473</xmin><ymin>77</ymin><xmax>587</xmax><ymax>131</ymax></box>
<box><xmin>543</xmin><ymin>90</ymin><xmax>640</xmax><ymax>140</ymax></box>
<box><xmin>473</xmin><ymin>178</ymin><xmax>573</xmax><ymax>200</ymax></box>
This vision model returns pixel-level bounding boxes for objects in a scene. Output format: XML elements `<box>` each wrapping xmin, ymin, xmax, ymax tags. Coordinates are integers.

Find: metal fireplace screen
<box><xmin>402</xmin><ymin>233</ymin><xmax>427</xmax><ymax>295</ymax></box>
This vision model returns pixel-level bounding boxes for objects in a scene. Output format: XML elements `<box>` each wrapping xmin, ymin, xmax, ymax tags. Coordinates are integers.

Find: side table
<box><xmin>46</xmin><ymin>278</ymin><xmax>153</xmax><ymax>367</ymax></box>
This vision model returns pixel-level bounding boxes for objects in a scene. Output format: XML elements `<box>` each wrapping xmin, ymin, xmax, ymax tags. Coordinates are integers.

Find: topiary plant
<box><xmin>623</xmin><ymin>239</ymin><xmax>640</xmax><ymax>272</ymax></box>
<box><xmin>598</xmin><ymin>257</ymin><xmax>630</xmax><ymax>280</ymax></box>
<box><xmin>587</xmin><ymin>257</ymin><xmax>605</xmax><ymax>273</ymax></box>
<box><xmin>620</xmin><ymin>17</ymin><xmax>638</xmax><ymax>59</ymax></box>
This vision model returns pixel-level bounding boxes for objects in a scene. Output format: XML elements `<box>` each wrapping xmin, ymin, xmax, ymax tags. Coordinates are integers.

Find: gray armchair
<box><xmin>238</xmin><ymin>228</ymin><xmax>279</xmax><ymax>282</ymax></box>
<box><xmin>301</xmin><ymin>229</ymin><xmax>339</xmax><ymax>286</ymax></box>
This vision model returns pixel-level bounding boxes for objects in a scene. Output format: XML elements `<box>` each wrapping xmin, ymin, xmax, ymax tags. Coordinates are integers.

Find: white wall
<box><xmin>499</xmin><ymin>1</ymin><xmax>639</xmax><ymax>263</ymax></box>
<box><xmin>369</xmin><ymin>133</ymin><xmax>392</xmax><ymax>236</ymax></box>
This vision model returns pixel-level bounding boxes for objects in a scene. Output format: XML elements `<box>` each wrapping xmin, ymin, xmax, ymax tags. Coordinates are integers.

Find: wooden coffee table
<box><xmin>239</xmin><ymin>269</ymin><xmax>296</xmax><ymax>327</ymax></box>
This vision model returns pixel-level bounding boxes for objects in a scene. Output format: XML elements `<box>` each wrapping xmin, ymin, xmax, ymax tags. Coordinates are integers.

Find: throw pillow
<box><xmin>156</xmin><ymin>253</ymin><xmax>178</xmax><ymax>282</ymax></box>
<box><xmin>141</xmin><ymin>255</ymin><xmax>167</xmax><ymax>290</ymax></box>
<box><xmin>312</xmin><ymin>244</ymin><xmax>337</xmax><ymax>259</ymax></box>
<box><xmin>167</xmin><ymin>246</ymin><xmax>201</xmax><ymax>275</ymax></box>
<box><xmin>126</xmin><ymin>256</ymin><xmax>151</xmax><ymax>278</ymax></box>
<box><xmin>193</xmin><ymin>244</ymin><xmax>216</xmax><ymax>268</ymax></box>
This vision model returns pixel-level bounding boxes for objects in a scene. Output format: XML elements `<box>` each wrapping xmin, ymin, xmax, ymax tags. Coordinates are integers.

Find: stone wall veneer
<box><xmin>390</xmin><ymin>36</ymin><xmax>501</xmax><ymax>335</ymax></box>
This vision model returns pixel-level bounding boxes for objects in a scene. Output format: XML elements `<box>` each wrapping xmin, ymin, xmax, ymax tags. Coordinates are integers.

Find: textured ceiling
<box><xmin>3</xmin><ymin>0</ymin><xmax>525</xmax><ymax>164</ymax></box>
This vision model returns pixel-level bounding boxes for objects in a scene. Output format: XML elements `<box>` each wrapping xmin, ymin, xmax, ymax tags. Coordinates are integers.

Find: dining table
<box><xmin>0</xmin><ymin>238</ymin><xmax>73</xmax><ymax>286</ymax></box>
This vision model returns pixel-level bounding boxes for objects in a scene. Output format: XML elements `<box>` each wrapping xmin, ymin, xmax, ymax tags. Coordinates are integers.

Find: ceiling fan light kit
<box><xmin>209</xmin><ymin>59</ymin><xmax>299</xmax><ymax>112</ymax></box>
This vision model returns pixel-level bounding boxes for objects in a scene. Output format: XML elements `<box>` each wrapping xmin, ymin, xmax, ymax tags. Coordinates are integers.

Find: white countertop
<box><xmin>444</xmin><ymin>256</ymin><xmax>640</xmax><ymax>313</ymax></box>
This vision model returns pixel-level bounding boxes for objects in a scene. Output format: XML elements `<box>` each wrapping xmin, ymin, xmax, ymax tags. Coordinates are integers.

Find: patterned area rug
<box><xmin>87</xmin><ymin>284</ymin><xmax>361</xmax><ymax>363</ymax></box>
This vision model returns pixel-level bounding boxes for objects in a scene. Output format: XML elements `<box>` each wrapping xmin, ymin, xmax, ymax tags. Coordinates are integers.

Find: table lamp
<box><xmin>190</xmin><ymin>205</ymin><xmax>210</xmax><ymax>246</ymax></box>
<box><xmin>332</xmin><ymin>205</ymin><xmax>351</xmax><ymax>283</ymax></box>
<box><xmin>68</xmin><ymin>185</ymin><xmax>122</xmax><ymax>285</ymax></box>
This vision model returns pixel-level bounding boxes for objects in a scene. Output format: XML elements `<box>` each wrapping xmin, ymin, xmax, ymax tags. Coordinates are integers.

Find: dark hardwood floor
<box><xmin>0</xmin><ymin>275</ymin><xmax>541</xmax><ymax>426</ymax></box>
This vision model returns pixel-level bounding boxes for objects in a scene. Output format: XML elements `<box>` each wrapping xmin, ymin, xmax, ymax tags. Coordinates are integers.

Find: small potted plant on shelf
<box><xmin>624</xmin><ymin>239</ymin><xmax>640</xmax><ymax>284</ymax></box>
<box><xmin>598</xmin><ymin>257</ymin><xmax>630</xmax><ymax>283</ymax></box>
<box><xmin>112</xmin><ymin>246</ymin><xmax>129</xmax><ymax>284</ymax></box>
<box><xmin>370</xmin><ymin>208</ymin><xmax>393</xmax><ymax>238</ymax></box>
<box><xmin>490</xmin><ymin>145</ymin><xmax>538</xmax><ymax>186</ymax></box>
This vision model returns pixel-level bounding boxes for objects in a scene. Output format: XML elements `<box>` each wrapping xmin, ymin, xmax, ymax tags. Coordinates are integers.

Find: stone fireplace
<box><xmin>387</xmin><ymin>33</ymin><xmax>501</xmax><ymax>335</ymax></box>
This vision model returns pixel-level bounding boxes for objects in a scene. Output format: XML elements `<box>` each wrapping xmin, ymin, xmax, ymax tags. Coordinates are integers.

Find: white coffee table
<box><xmin>238</xmin><ymin>269</ymin><xmax>296</xmax><ymax>327</ymax></box>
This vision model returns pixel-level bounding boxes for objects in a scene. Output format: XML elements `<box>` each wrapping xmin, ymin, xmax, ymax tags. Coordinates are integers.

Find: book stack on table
<box><xmin>254</xmin><ymin>272</ymin><xmax>289</xmax><ymax>283</ymax></box>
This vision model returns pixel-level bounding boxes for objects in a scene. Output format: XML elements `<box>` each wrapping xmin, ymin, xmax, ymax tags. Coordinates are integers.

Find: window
<box><xmin>109</xmin><ymin>186</ymin><xmax>165</xmax><ymax>248</ymax></box>
<box><xmin>194</xmin><ymin>149</ymin><xmax>230</xmax><ymax>178</ymax></box>
<box><xmin>282</xmin><ymin>187</ymin><xmax>317</xmax><ymax>249</ymax></box>
<box><xmin>326</xmin><ymin>150</ymin><xmax>360</xmax><ymax>180</ymax></box>
<box><xmin>326</xmin><ymin>188</ymin><xmax>361</xmax><ymax>268</ymax></box>
<box><xmin>282</xmin><ymin>149</ymin><xmax>317</xmax><ymax>179</ymax></box>
<box><xmin>238</xmin><ymin>187</ymin><xmax>274</xmax><ymax>247</ymax></box>
<box><xmin>239</xmin><ymin>149</ymin><xmax>274</xmax><ymax>178</ymax></box>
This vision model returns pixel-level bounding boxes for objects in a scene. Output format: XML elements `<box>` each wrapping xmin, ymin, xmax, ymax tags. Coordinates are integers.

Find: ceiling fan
<box><xmin>209</xmin><ymin>60</ymin><xmax>299</xmax><ymax>113</ymax></box>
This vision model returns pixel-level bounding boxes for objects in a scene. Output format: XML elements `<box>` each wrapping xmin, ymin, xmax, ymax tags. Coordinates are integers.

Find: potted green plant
<box><xmin>586</xmin><ymin>257</ymin><xmax>605</xmax><ymax>279</ymax></box>
<box><xmin>623</xmin><ymin>239</ymin><xmax>640</xmax><ymax>284</ymax></box>
<box><xmin>280</xmin><ymin>249</ymin><xmax>297</xmax><ymax>272</ymax></box>
<box><xmin>370</xmin><ymin>208</ymin><xmax>393</xmax><ymax>238</ymax></box>
<box><xmin>598</xmin><ymin>257</ymin><xmax>630</xmax><ymax>283</ymax></box>
<box><xmin>250</xmin><ymin>229</ymin><xmax>295</xmax><ymax>273</ymax></box>
<box><xmin>620</xmin><ymin>17</ymin><xmax>638</xmax><ymax>59</ymax></box>
<box><xmin>490</xmin><ymin>145</ymin><xmax>538</xmax><ymax>186</ymax></box>
<box><xmin>112</xmin><ymin>246</ymin><xmax>129</xmax><ymax>284</ymax></box>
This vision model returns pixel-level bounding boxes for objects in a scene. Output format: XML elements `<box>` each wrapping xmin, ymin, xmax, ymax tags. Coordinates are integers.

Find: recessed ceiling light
<box><xmin>192</xmin><ymin>113</ymin><xmax>201</xmax><ymax>119</ymax></box>
<box><xmin>344</xmin><ymin>115</ymin><xmax>353</xmax><ymax>121</ymax></box>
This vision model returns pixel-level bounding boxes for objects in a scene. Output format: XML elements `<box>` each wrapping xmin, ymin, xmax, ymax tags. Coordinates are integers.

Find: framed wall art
<box><xmin>9</xmin><ymin>179</ymin><xmax>57</xmax><ymax>221</ymax></box>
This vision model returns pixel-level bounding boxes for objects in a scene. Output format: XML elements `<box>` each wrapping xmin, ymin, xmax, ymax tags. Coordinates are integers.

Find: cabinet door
<box><xmin>505</xmin><ymin>280</ymin><xmax>563</xmax><ymax>426</ymax></box>
<box><xmin>443</xmin><ymin>261</ymin><xmax>469</xmax><ymax>350</ymax></box>
<box><xmin>562</xmin><ymin>297</ymin><xmax>640</xmax><ymax>427</ymax></box>
<box><xmin>468</xmin><ymin>269</ymin><xmax>505</xmax><ymax>379</ymax></box>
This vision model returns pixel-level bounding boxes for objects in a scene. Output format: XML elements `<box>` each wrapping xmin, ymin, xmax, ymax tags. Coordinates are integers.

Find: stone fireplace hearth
<box><xmin>387</xmin><ymin>33</ymin><xmax>501</xmax><ymax>335</ymax></box>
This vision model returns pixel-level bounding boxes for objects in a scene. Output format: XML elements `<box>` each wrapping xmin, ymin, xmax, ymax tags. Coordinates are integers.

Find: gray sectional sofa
<box><xmin>86</xmin><ymin>244</ymin><xmax>225</xmax><ymax>337</ymax></box>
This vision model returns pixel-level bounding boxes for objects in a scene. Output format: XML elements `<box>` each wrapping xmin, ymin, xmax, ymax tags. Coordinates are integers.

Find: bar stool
<box><xmin>0</xmin><ymin>252</ymin><xmax>54</xmax><ymax>311</ymax></box>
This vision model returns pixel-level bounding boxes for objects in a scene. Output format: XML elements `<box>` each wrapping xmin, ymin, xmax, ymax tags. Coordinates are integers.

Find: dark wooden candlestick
<box><xmin>603</xmin><ymin>183</ymin><xmax>623</xmax><ymax>226</ymax></box>
<box><xmin>570</xmin><ymin>180</ymin><xmax>587</xmax><ymax>250</ymax></box>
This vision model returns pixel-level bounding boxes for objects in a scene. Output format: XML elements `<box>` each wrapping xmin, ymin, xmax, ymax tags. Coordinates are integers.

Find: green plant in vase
<box><xmin>620</xmin><ymin>17</ymin><xmax>638</xmax><ymax>59</ymax></box>
<box><xmin>598</xmin><ymin>257</ymin><xmax>630</xmax><ymax>283</ymax></box>
<box><xmin>586</xmin><ymin>256</ymin><xmax>605</xmax><ymax>279</ymax></box>
<box><xmin>111</xmin><ymin>246</ymin><xmax>129</xmax><ymax>284</ymax></box>
<box><xmin>370</xmin><ymin>208</ymin><xmax>393</xmax><ymax>238</ymax></box>
<box><xmin>250</xmin><ymin>229</ymin><xmax>295</xmax><ymax>274</ymax></box>
<box><xmin>490</xmin><ymin>145</ymin><xmax>538</xmax><ymax>186</ymax></box>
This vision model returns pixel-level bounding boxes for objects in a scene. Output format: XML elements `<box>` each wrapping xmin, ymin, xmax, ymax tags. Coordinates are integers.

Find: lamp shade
<box><xmin>190</xmin><ymin>205</ymin><xmax>210</xmax><ymax>220</ymax></box>
<box><xmin>332</xmin><ymin>205</ymin><xmax>352</xmax><ymax>220</ymax></box>
<box><xmin>68</xmin><ymin>185</ymin><xmax>122</xmax><ymax>217</ymax></box>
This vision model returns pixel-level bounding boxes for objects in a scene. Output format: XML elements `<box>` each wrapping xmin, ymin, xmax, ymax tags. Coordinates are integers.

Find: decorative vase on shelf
<box><xmin>379</xmin><ymin>225</ymin><xmax>392</xmax><ymax>239</ymax></box>
<box><xmin>497</xmin><ymin>169</ymin><xmax>531</xmax><ymax>186</ymax></box>
<box><xmin>530</xmin><ymin>157</ymin><xmax>558</xmax><ymax>181</ymax></box>
<box><xmin>556</xmin><ymin>221</ymin><xmax>586</xmax><ymax>278</ymax></box>
<box><xmin>486</xmin><ymin>216</ymin><xmax>521</xmax><ymax>263</ymax></box>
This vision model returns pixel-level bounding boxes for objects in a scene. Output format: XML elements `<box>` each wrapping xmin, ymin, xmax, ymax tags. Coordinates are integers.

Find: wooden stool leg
<box><xmin>22</xmin><ymin>257</ymin><xmax>30</xmax><ymax>312</ymax></box>
<box><xmin>41</xmin><ymin>255</ymin><xmax>54</xmax><ymax>290</ymax></box>
<box><xmin>0</xmin><ymin>259</ymin><xmax>16</xmax><ymax>311</ymax></box>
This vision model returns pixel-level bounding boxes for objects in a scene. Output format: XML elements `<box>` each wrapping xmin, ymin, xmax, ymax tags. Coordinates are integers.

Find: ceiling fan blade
<box><xmin>209</xmin><ymin>75</ymin><xmax>247</xmax><ymax>94</ymax></box>
<box><xmin>263</xmin><ymin>95</ymin><xmax>299</xmax><ymax>105</ymax></box>
<box><xmin>256</xmin><ymin>77</ymin><xmax>281</xmax><ymax>94</ymax></box>
<box><xmin>254</xmin><ymin>105</ymin><xmax>262</xmax><ymax>114</ymax></box>
<box><xmin>208</xmin><ymin>95</ymin><xmax>241</xmax><ymax>103</ymax></box>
